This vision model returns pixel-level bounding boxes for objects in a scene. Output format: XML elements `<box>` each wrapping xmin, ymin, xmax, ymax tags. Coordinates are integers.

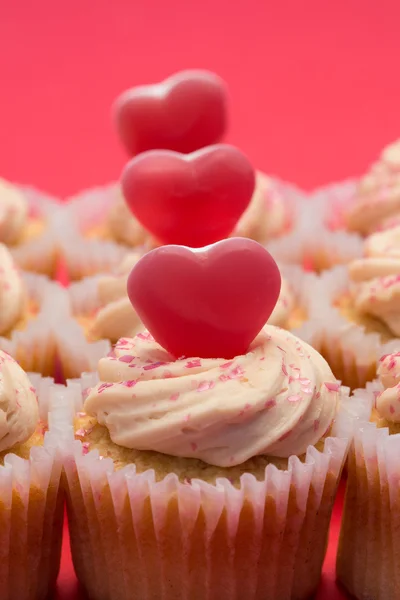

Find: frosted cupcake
<box><xmin>299</xmin><ymin>225</ymin><xmax>400</xmax><ymax>389</ymax></box>
<box><xmin>0</xmin><ymin>350</ymin><xmax>69</xmax><ymax>599</ymax></box>
<box><xmin>0</xmin><ymin>243</ymin><xmax>62</xmax><ymax>375</ymax></box>
<box><xmin>0</xmin><ymin>177</ymin><xmax>59</xmax><ymax>276</ymax></box>
<box><xmin>62</xmin><ymin>238</ymin><xmax>368</xmax><ymax>600</ymax></box>
<box><xmin>337</xmin><ymin>352</ymin><xmax>400</xmax><ymax>599</ymax></box>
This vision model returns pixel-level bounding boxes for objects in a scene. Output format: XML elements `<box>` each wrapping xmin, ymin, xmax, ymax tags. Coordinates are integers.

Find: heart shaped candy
<box><xmin>121</xmin><ymin>144</ymin><xmax>255</xmax><ymax>247</ymax></box>
<box><xmin>114</xmin><ymin>70</ymin><xmax>228</xmax><ymax>156</ymax></box>
<box><xmin>127</xmin><ymin>238</ymin><xmax>281</xmax><ymax>359</ymax></box>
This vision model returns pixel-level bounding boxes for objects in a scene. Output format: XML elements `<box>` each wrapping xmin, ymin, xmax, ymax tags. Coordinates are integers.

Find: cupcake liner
<box><xmin>266</xmin><ymin>191</ymin><xmax>363</xmax><ymax>272</ymax></box>
<box><xmin>56</xmin><ymin>184</ymin><xmax>134</xmax><ymax>280</ymax></box>
<box><xmin>336</xmin><ymin>380</ymin><xmax>400</xmax><ymax>600</ymax></box>
<box><xmin>0</xmin><ymin>373</ymin><xmax>74</xmax><ymax>600</ymax></box>
<box><xmin>61</xmin><ymin>376</ymin><xmax>369</xmax><ymax>600</ymax></box>
<box><xmin>293</xmin><ymin>265</ymin><xmax>400</xmax><ymax>389</ymax></box>
<box><xmin>1</xmin><ymin>272</ymin><xmax>67</xmax><ymax>375</ymax></box>
<box><xmin>10</xmin><ymin>185</ymin><xmax>60</xmax><ymax>277</ymax></box>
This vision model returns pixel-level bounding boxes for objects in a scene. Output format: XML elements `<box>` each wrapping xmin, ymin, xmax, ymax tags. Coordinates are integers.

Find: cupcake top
<box><xmin>376</xmin><ymin>352</ymin><xmax>400</xmax><ymax>422</ymax></box>
<box><xmin>0</xmin><ymin>178</ymin><xmax>28</xmax><ymax>244</ymax></box>
<box><xmin>0</xmin><ymin>243</ymin><xmax>26</xmax><ymax>335</ymax></box>
<box><xmin>349</xmin><ymin>225</ymin><xmax>400</xmax><ymax>335</ymax></box>
<box><xmin>0</xmin><ymin>350</ymin><xmax>38</xmax><ymax>452</ymax></box>
<box><xmin>107</xmin><ymin>191</ymin><xmax>153</xmax><ymax>248</ymax></box>
<box><xmin>345</xmin><ymin>139</ymin><xmax>400</xmax><ymax>235</ymax></box>
<box><xmin>84</xmin><ymin>327</ymin><xmax>339</xmax><ymax>467</ymax></box>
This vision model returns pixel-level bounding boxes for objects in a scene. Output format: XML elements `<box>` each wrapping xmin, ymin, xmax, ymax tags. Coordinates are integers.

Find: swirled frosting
<box><xmin>84</xmin><ymin>326</ymin><xmax>339</xmax><ymax>467</ymax></box>
<box><xmin>90</xmin><ymin>253</ymin><xmax>144</xmax><ymax>343</ymax></box>
<box><xmin>107</xmin><ymin>190</ymin><xmax>154</xmax><ymax>247</ymax></box>
<box><xmin>349</xmin><ymin>226</ymin><xmax>400</xmax><ymax>336</ymax></box>
<box><xmin>0</xmin><ymin>350</ymin><xmax>38</xmax><ymax>452</ymax></box>
<box><xmin>0</xmin><ymin>179</ymin><xmax>28</xmax><ymax>244</ymax></box>
<box><xmin>345</xmin><ymin>139</ymin><xmax>400</xmax><ymax>235</ymax></box>
<box><xmin>234</xmin><ymin>172</ymin><xmax>289</xmax><ymax>241</ymax></box>
<box><xmin>376</xmin><ymin>352</ymin><xmax>400</xmax><ymax>422</ymax></box>
<box><xmin>0</xmin><ymin>244</ymin><xmax>25</xmax><ymax>335</ymax></box>
<box><xmin>268</xmin><ymin>277</ymin><xmax>296</xmax><ymax>327</ymax></box>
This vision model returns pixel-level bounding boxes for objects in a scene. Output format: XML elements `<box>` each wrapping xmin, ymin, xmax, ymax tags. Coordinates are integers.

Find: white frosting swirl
<box><xmin>107</xmin><ymin>190</ymin><xmax>153</xmax><ymax>247</ymax></box>
<box><xmin>376</xmin><ymin>352</ymin><xmax>400</xmax><ymax>422</ymax></box>
<box><xmin>0</xmin><ymin>179</ymin><xmax>28</xmax><ymax>244</ymax></box>
<box><xmin>0</xmin><ymin>350</ymin><xmax>38</xmax><ymax>452</ymax></box>
<box><xmin>0</xmin><ymin>244</ymin><xmax>25</xmax><ymax>335</ymax></box>
<box><xmin>84</xmin><ymin>327</ymin><xmax>339</xmax><ymax>467</ymax></box>
<box><xmin>349</xmin><ymin>226</ymin><xmax>400</xmax><ymax>336</ymax></box>
<box><xmin>345</xmin><ymin>139</ymin><xmax>400</xmax><ymax>235</ymax></box>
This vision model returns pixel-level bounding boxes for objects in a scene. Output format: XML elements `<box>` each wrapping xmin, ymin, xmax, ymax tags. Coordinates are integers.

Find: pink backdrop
<box><xmin>1</xmin><ymin>1</ymin><xmax>399</xmax><ymax>597</ymax></box>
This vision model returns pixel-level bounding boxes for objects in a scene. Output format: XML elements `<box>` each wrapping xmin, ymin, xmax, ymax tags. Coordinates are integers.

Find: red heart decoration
<box><xmin>127</xmin><ymin>238</ymin><xmax>281</xmax><ymax>359</ymax></box>
<box><xmin>121</xmin><ymin>144</ymin><xmax>256</xmax><ymax>247</ymax></box>
<box><xmin>114</xmin><ymin>70</ymin><xmax>228</xmax><ymax>156</ymax></box>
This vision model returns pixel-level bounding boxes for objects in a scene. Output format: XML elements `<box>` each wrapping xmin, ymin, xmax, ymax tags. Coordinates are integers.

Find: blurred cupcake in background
<box><xmin>58</xmin><ymin>70</ymin><xmax>303</xmax><ymax>280</ymax></box>
<box><xmin>0</xmin><ymin>243</ymin><xmax>62</xmax><ymax>375</ymax></box>
<box><xmin>337</xmin><ymin>352</ymin><xmax>400</xmax><ymax>599</ymax></box>
<box><xmin>0</xmin><ymin>351</ymin><xmax>70</xmax><ymax>600</ymax></box>
<box><xmin>61</xmin><ymin>238</ymin><xmax>368</xmax><ymax>600</ymax></box>
<box><xmin>0</xmin><ymin>177</ymin><xmax>59</xmax><ymax>277</ymax></box>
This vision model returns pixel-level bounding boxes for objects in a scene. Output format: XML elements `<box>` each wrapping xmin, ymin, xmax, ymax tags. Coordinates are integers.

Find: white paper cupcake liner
<box><xmin>0</xmin><ymin>272</ymin><xmax>67</xmax><ymax>375</ymax></box>
<box><xmin>292</xmin><ymin>265</ymin><xmax>400</xmax><ymax>389</ymax></box>
<box><xmin>10</xmin><ymin>185</ymin><xmax>60</xmax><ymax>277</ymax></box>
<box><xmin>266</xmin><ymin>187</ymin><xmax>363</xmax><ymax>272</ymax></box>
<box><xmin>0</xmin><ymin>373</ymin><xmax>74</xmax><ymax>600</ymax></box>
<box><xmin>59</xmin><ymin>375</ymin><xmax>369</xmax><ymax>600</ymax></box>
<box><xmin>337</xmin><ymin>379</ymin><xmax>400</xmax><ymax>600</ymax></box>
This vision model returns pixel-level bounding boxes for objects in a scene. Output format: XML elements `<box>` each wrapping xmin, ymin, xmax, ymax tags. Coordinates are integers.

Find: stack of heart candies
<box><xmin>2</xmin><ymin>70</ymin><xmax>400</xmax><ymax>600</ymax></box>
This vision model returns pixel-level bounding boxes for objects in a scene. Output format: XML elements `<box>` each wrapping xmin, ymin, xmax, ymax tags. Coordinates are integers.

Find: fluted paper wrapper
<box><xmin>337</xmin><ymin>380</ymin><xmax>400</xmax><ymax>600</ymax></box>
<box><xmin>0</xmin><ymin>374</ymin><xmax>74</xmax><ymax>600</ymax></box>
<box><xmin>57</xmin><ymin>184</ymin><xmax>135</xmax><ymax>280</ymax></box>
<box><xmin>293</xmin><ymin>265</ymin><xmax>400</xmax><ymax>389</ymax></box>
<box><xmin>11</xmin><ymin>185</ymin><xmax>60</xmax><ymax>277</ymax></box>
<box><xmin>61</xmin><ymin>377</ymin><xmax>370</xmax><ymax>600</ymax></box>
<box><xmin>2</xmin><ymin>272</ymin><xmax>66</xmax><ymax>375</ymax></box>
<box><xmin>267</xmin><ymin>183</ymin><xmax>363</xmax><ymax>272</ymax></box>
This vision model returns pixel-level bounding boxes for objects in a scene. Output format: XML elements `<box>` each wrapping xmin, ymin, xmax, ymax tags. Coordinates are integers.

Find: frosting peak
<box><xmin>0</xmin><ymin>350</ymin><xmax>38</xmax><ymax>452</ymax></box>
<box><xmin>84</xmin><ymin>327</ymin><xmax>339</xmax><ymax>467</ymax></box>
<box><xmin>0</xmin><ymin>244</ymin><xmax>25</xmax><ymax>335</ymax></box>
<box><xmin>0</xmin><ymin>179</ymin><xmax>28</xmax><ymax>244</ymax></box>
<box><xmin>376</xmin><ymin>353</ymin><xmax>400</xmax><ymax>422</ymax></box>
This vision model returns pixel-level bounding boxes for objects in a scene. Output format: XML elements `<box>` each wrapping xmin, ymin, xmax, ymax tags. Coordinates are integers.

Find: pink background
<box><xmin>2</xmin><ymin>0</ymin><xmax>399</xmax><ymax>597</ymax></box>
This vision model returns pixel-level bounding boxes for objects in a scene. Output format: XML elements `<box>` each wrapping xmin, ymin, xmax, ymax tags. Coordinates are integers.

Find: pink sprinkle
<box><xmin>122</xmin><ymin>380</ymin><xmax>136</xmax><ymax>388</ymax></box>
<box><xmin>220</xmin><ymin>361</ymin><xmax>234</xmax><ymax>369</ymax></box>
<box><xmin>287</xmin><ymin>394</ymin><xmax>302</xmax><ymax>403</ymax></box>
<box><xmin>119</xmin><ymin>355</ymin><xmax>134</xmax><ymax>363</ymax></box>
<box><xmin>265</xmin><ymin>398</ymin><xmax>276</xmax><ymax>410</ymax></box>
<box><xmin>82</xmin><ymin>442</ymin><xmax>90</xmax><ymax>455</ymax></box>
<box><xmin>186</xmin><ymin>359</ymin><xmax>201</xmax><ymax>368</ymax></box>
<box><xmin>277</xmin><ymin>346</ymin><xmax>286</xmax><ymax>353</ymax></box>
<box><xmin>229</xmin><ymin>366</ymin><xmax>245</xmax><ymax>379</ymax></box>
<box><xmin>260</xmin><ymin>357</ymin><xmax>265</xmax><ymax>361</ymax></box>
<box><xmin>302</xmin><ymin>387</ymin><xmax>314</xmax><ymax>394</ymax></box>
<box><xmin>299</xmin><ymin>378</ymin><xmax>311</xmax><ymax>386</ymax></box>
<box><xmin>184</xmin><ymin>414</ymin><xmax>191</xmax><ymax>422</ymax></box>
<box><xmin>219</xmin><ymin>374</ymin><xmax>230</xmax><ymax>382</ymax></box>
<box><xmin>143</xmin><ymin>361</ymin><xmax>167</xmax><ymax>371</ymax></box>
<box><xmin>281</xmin><ymin>361</ymin><xmax>288</xmax><ymax>376</ymax></box>
<box><xmin>98</xmin><ymin>382</ymin><xmax>113</xmax><ymax>394</ymax></box>
<box><xmin>76</xmin><ymin>428</ymin><xmax>86</xmax><ymax>437</ymax></box>
<box><xmin>390</xmin><ymin>405</ymin><xmax>395</xmax><ymax>414</ymax></box>
<box><xmin>238</xmin><ymin>403</ymin><xmax>252</xmax><ymax>417</ymax></box>
<box><xmin>163</xmin><ymin>370</ymin><xmax>173</xmax><ymax>378</ymax></box>
<box><xmin>313</xmin><ymin>419</ymin><xmax>320</xmax><ymax>432</ymax></box>
<box><xmin>190</xmin><ymin>442</ymin><xmax>198</xmax><ymax>451</ymax></box>
<box><xmin>29</xmin><ymin>386</ymin><xmax>36</xmax><ymax>394</ymax></box>
<box><xmin>117</xmin><ymin>338</ymin><xmax>129</xmax><ymax>345</ymax></box>
<box><xmin>388</xmin><ymin>358</ymin><xmax>397</xmax><ymax>371</ymax></box>
<box><xmin>137</xmin><ymin>332</ymin><xmax>154</xmax><ymax>341</ymax></box>
<box><xmin>197</xmin><ymin>381</ymin><xmax>215</xmax><ymax>392</ymax></box>
<box><xmin>324</xmin><ymin>382</ymin><xmax>340</xmax><ymax>392</ymax></box>
<box><xmin>170</xmin><ymin>393</ymin><xmax>180</xmax><ymax>402</ymax></box>
<box><xmin>16</xmin><ymin>399</ymin><xmax>21</xmax><ymax>408</ymax></box>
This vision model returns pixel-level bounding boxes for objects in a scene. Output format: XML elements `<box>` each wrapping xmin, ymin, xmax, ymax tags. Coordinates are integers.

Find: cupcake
<box><xmin>61</xmin><ymin>238</ymin><xmax>368</xmax><ymax>600</ymax></box>
<box><xmin>336</xmin><ymin>352</ymin><xmax>400</xmax><ymax>599</ymax></box>
<box><xmin>0</xmin><ymin>243</ymin><xmax>62</xmax><ymax>375</ymax></box>
<box><xmin>0</xmin><ymin>350</ymin><xmax>69</xmax><ymax>599</ymax></box>
<box><xmin>298</xmin><ymin>225</ymin><xmax>400</xmax><ymax>390</ymax></box>
<box><xmin>0</xmin><ymin>177</ymin><xmax>59</xmax><ymax>276</ymax></box>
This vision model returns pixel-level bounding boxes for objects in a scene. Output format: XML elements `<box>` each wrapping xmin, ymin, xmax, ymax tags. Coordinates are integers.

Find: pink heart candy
<box><xmin>127</xmin><ymin>238</ymin><xmax>281</xmax><ymax>359</ymax></box>
<box><xmin>114</xmin><ymin>70</ymin><xmax>228</xmax><ymax>156</ymax></box>
<box><xmin>121</xmin><ymin>144</ymin><xmax>256</xmax><ymax>247</ymax></box>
